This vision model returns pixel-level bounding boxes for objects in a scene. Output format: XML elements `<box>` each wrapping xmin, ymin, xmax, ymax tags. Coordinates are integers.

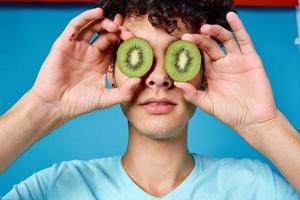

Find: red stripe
<box><xmin>233</xmin><ymin>0</ymin><xmax>298</xmax><ymax>7</ymax></box>
<box><xmin>0</xmin><ymin>0</ymin><xmax>95</xmax><ymax>2</ymax></box>
<box><xmin>0</xmin><ymin>0</ymin><xmax>298</xmax><ymax>6</ymax></box>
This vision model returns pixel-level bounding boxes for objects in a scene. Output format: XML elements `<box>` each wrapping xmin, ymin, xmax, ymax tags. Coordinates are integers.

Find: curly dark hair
<box><xmin>96</xmin><ymin>0</ymin><xmax>235</xmax><ymax>33</ymax></box>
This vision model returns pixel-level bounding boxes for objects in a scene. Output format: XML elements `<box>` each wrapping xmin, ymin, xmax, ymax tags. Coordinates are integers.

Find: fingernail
<box><xmin>174</xmin><ymin>82</ymin><xmax>182</xmax><ymax>88</ymax></box>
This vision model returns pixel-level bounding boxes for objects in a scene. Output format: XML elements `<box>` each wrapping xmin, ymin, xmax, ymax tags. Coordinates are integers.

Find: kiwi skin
<box><xmin>165</xmin><ymin>40</ymin><xmax>201</xmax><ymax>82</ymax></box>
<box><xmin>116</xmin><ymin>37</ymin><xmax>153</xmax><ymax>78</ymax></box>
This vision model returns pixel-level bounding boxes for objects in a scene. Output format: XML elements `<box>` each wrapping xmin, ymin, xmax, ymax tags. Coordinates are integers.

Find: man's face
<box><xmin>114</xmin><ymin>15</ymin><xmax>202</xmax><ymax>139</ymax></box>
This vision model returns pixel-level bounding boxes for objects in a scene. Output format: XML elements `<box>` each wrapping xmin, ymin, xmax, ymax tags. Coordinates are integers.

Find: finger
<box><xmin>182</xmin><ymin>33</ymin><xmax>225</xmax><ymax>61</ymax></box>
<box><xmin>92</xmin><ymin>32</ymin><xmax>119</xmax><ymax>52</ymax></box>
<box><xmin>113</xmin><ymin>14</ymin><xmax>124</xmax><ymax>26</ymax></box>
<box><xmin>99</xmin><ymin>78</ymin><xmax>141</xmax><ymax>108</ymax></box>
<box><xmin>91</xmin><ymin>26</ymin><xmax>134</xmax><ymax>52</ymax></box>
<box><xmin>202</xmin><ymin>51</ymin><xmax>213</xmax><ymax>72</ymax></box>
<box><xmin>61</xmin><ymin>8</ymin><xmax>104</xmax><ymax>40</ymax></box>
<box><xmin>174</xmin><ymin>81</ymin><xmax>212</xmax><ymax>113</ymax></box>
<box><xmin>226</xmin><ymin>12</ymin><xmax>256</xmax><ymax>55</ymax></box>
<box><xmin>200</xmin><ymin>24</ymin><xmax>241</xmax><ymax>54</ymax></box>
<box><xmin>77</xmin><ymin>18</ymin><xmax>119</xmax><ymax>42</ymax></box>
<box><xmin>203</xmin><ymin>51</ymin><xmax>211</xmax><ymax>66</ymax></box>
<box><xmin>119</xmin><ymin>26</ymin><xmax>135</xmax><ymax>40</ymax></box>
<box><xmin>99</xmin><ymin>18</ymin><xmax>119</xmax><ymax>32</ymax></box>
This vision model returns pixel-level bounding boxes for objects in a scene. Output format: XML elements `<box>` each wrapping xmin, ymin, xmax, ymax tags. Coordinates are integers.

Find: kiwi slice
<box><xmin>165</xmin><ymin>40</ymin><xmax>201</xmax><ymax>82</ymax></box>
<box><xmin>116</xmin><ymin>37</ymin><xmax>153</xmax><ymax>78</ymax></box>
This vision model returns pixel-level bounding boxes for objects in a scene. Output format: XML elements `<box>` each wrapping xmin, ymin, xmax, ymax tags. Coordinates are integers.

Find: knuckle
<box><xmin>207</xmin><ymin>45</ymin><xmax>214</xmax><ymax>54</ymax></box>
<box><xmin>68</xmin><ymin>19</ymin><xmax>80</xmax><ymax>30</ymax></box>
<box><xmin>238</xmin><ymin>37</ymin><xmax>251</xmax><ymax>46</ymax></box>
<box><xmin>100</xmin><ymin>19</ymin><xmax>111</xmax><ymax>27</ymax></box>
<box><xmin>213</xmin><ymin>26</ymin><xmax>222</xmax><ymax>36</ymax></box>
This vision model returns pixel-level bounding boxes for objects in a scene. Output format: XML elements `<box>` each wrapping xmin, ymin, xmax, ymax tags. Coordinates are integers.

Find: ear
<box><xmin>107</xmin><ymin>64</ymin><xmax>117</xmax><ymax>88</ymax></box>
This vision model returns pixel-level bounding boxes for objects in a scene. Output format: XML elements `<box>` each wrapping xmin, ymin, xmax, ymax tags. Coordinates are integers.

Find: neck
<box><xmin>121</xmin><ymin>123</ymin><xmax>194</xmax><ymax>198</ymax></box>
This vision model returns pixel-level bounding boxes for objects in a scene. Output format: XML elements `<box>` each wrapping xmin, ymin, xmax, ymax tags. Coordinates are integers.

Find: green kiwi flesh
<box><xmin>116</xmin><ymin>37</ymin><xmax>153</xmax><ymax>78</ymax></box>
<box><xmin>165</xmin><ymin>40</ymin><xmax>201</xmax><ymax>82</ymax></box>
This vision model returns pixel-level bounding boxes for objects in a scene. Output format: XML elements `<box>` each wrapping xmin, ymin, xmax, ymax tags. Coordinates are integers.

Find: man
<box><xmin>0</xmin><ymin>0</ymin><xmax>299</xmax><ymax>199</ymax></box>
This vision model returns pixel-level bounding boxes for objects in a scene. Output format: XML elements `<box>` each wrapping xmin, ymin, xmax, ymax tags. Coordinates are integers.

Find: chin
<box><xmin>122</xmin><ymin>100</ymin><xmax>196</xmax><ymax>140</ymax></box>
<box><xmin>131</xmin><ymin>119</ymin><xmax>187</xmax><ymax>140</ymax></box>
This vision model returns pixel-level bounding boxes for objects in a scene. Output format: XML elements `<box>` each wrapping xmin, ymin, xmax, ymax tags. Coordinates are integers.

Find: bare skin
<box><xmin>112</xmin><ymin>13</ymin><xmax>300</xmax><ymax>196</ymax></box>
<box><xmin>175</xmin><ymin>13</ymin><xmax>300</xmax><ymax>194</ymax></box>
<box><xmin>114</xmin><ymin>15</ymin><xmax>200</xmax><ymax>197</ymax></box>
<box><xmin>0</xmin><ymin>7</ymin><xmax>299</xmax><ymax>197</ymax></box>
<box><xmin>0</xmin><ymin>8</ymin><xmax>141</xmax><ymax>172</ymax></box>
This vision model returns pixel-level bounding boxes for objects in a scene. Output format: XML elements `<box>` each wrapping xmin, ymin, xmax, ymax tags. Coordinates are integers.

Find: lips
<box><xmin>140</xmin><ymin>98</ymin><xmax>176</xmax><ymax>113</ymax></box>
<box><xmin>140</xmin><ymin>98</ymin><xmax>176</xmax><ymax>106</ymax></box>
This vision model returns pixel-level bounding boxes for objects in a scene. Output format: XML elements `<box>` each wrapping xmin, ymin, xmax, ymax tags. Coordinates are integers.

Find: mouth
<box><xmin>140</xmin><ymin>98</ymin><xmax>177</xmax><ymax>114</ymax></box>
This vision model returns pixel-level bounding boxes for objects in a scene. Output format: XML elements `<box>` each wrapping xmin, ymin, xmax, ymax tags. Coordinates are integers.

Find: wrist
<box><xmin>236</xmin><ymin>111</ymin><xmax>300</xmax><ymax>193</ymax></box>
<box><xmin>0</xmin><ymin>91</ymin><xmax>66</xmax><ymax>172</ymax></box>
<box><xmin>235</xmin><ymin>110</ymin><xmax>283</xmax><ymax>151</ymax></box>
<box><xmin>236</xmin><ymin>110</ymin><xmax>298</xmax><ymax>153</ymax></box>
<box><xmin>18</xmin><ymin>91</ymin><xmax>65</xmax><ymax>137</ymax></box>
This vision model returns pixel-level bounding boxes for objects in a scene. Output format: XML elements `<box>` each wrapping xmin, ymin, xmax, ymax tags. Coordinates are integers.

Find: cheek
<box><xmin>120</xmin><ymin>101</ymin><xmax>134</xmax><ymax>117</ymax></box>
<box><xmin>183</xmin><ymin>98</ymin><xmax>197</xmax><ymax>120</ymax></box>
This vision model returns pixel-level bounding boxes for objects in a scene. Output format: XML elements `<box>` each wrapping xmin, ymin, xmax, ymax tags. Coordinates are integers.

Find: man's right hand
<box><xmin>0</xmin><ymin>8</ymin><xmax>140</xmax><ymax>172</ymax></box>
<box><xmin>30</xmin><ymin>7</ymin><xmax>140</xmax><ymax>122</ymax></box>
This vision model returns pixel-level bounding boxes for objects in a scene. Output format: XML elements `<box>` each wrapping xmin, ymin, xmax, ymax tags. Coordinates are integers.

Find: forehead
<box><xmin>123</xmin><ymin>15</ymin><xmax>193</xmax><ymax>48</ymax></box>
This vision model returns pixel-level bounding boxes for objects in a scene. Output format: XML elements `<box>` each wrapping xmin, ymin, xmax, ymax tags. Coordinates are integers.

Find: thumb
<box><xmin>100</xmin><ymin>78</ymin><xmax>141</xmax><ymax>108</ymax></box>
<box><xmin>118</xmin><ymin>78</ymin><xmax>142</xmax><ymax>102</ymax></box>
<box><xmin>174</xmin><ymin>81</ymin><xmax>212</xmax><ymax>113</ymax></box>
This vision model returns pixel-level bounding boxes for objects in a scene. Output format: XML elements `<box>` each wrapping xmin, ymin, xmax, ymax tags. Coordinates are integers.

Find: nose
<box><xmin>145</xmin><ymin>59</ymin><xmax>172</xmax><ymax>89</ymax></box>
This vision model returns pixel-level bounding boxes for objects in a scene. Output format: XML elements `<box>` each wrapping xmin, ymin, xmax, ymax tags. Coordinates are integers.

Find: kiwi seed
<box><xmin>165</xmin><ymin>40</ymin><xmax>201</xmax><ymax>82</ymax></box>
<box><xmin>116</xmin><ymin>37</ymin><xmax>153</xmax><ymax>78</ymax></box>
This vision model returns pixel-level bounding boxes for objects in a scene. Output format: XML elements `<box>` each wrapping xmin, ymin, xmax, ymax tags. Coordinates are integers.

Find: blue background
<box><xmin>0</xmin><ymin>4</ymin><xmax>299</xmax><ymax>195</ymax></box>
